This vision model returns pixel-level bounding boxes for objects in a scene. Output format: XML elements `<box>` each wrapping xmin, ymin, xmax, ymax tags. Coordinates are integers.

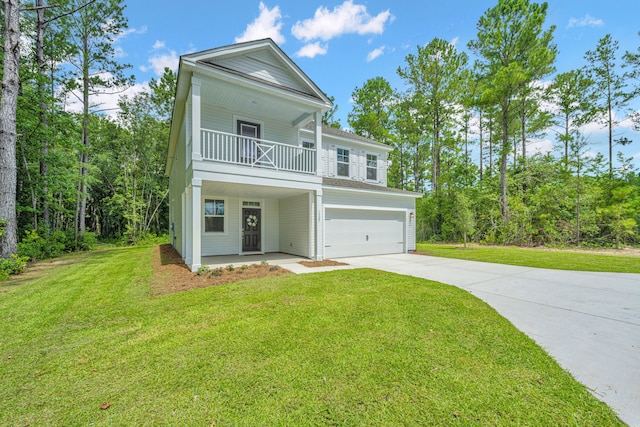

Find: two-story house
<box><xmin>166</xmin><ymin>38</ymin><xmax>420</xmax><ymax>271</ymax></box>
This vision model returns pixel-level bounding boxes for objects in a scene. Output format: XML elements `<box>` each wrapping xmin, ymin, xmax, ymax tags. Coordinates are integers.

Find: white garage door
<box><xmin>325</xmin><ymin>209</ymin><xmax>405</xmax><ymax>259</ymax></box>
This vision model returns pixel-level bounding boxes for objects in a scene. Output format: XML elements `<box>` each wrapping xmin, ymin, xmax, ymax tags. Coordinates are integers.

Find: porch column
<box><xmin>315</xmin><ymin>189</ymin><xmax>324</xmax><ymax>261</ymax></box>
<box><xmin>191</xmin><ymin>76</ymin><xmax>202</xmax><ymax>161</ymax></box>
<box><xmin>190</xmin><ymin>178</ymin><xmax>202</xmax><ymax>271</ymax></box>
<box><xmin>184</xmin><ymin>189</ymin><xmax>192</xmax><ymax>264</ymax></box>
<box><xmin>314</xmin><ymin>111</ymin><xmax>322</xmax><ymax>175</ymax></box>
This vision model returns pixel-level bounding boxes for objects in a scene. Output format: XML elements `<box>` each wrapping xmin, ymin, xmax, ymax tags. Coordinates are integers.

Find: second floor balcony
<box><xmin>200</xmin><ymin>128</ymin><xmax>316</xmax><ymax>175</ymax></box>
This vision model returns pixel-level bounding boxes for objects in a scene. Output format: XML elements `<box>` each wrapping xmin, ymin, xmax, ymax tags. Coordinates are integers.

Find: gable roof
<box><xmin>179</xmin><ymin>38</ymin><xmax>331</xmax><ymax>105</ymax></box>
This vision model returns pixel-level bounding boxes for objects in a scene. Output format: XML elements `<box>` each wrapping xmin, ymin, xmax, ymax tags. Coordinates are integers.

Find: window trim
<box><xmin>366</xmin><ymin>153</ymin><xmax>378</xmax><ymax>181</ymax></box>
<box><xmin>203</xmin><ymin>197</ymin><xmax>228</xmax><ymax>234</ymax></box>
<box><xmin>337</xmin><ymin>147</ymin><xmax>350</xmax><ymax>177</ymax></box>
<box><xmin>301</xmin><ymin>140</ymin><xmax>315</xmax><ymax>149</ymax></box>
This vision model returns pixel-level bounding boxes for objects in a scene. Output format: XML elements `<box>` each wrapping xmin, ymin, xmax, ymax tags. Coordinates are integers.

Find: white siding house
<box><xmin>166</xmin><ymin>38</ymin><xmax>420</xmax><ymax>271</ymax></box>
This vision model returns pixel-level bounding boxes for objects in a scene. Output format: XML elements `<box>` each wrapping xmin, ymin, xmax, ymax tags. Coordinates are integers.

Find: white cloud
<box><xmin>292</xmin><ymin>0</ymin><xmax>392</xmax><ymax>42</ymax></box>
<box><xmin>583</xmin><ymin>150</ymin><xmax>598</xmax><ymax>159</ymax></box>
<box><xmin>235</xmin><ymin>2</ymin><xmax>285</xmax><ymax>44</ymax></box>
<box><xmin>578</xmin><ymin>110</ymin><xmax>636</xmax><ymax>136</ymax></box>
<box><xmin>295</xmin><ymin>42</ymin><xmax>328</xmax><ymax>58</ymax></box>
<box><xmin>113</xmin><ymin>46</ymin><xmax>126</xmax><ymax>59</ymax></box>
<box><xmin>63</xmin><ymin>77</ymin><xmax>148</xmax><ymax>119</ymax></box>
<box><xmin>140</xmin><ymin>50</ymin><xmax>180</xmax><ymax>76</ymax></box>
<box><xmin>112</xmin><ymin>25</ymin><xmax>147</xmax><ymax>44</ymax></box>
<box><xmin>366</xmin><ymin>46</ymin><xmax>385</xmax><ymax>62</ymax></box>
<box><xmin>567</xmin><ymin>14</ymin><xmax>603</xmax><ymax>28</ymax></box>
<box><xmin>152</xmin><ymin>40</ymin><xmax>166</xmax><ymax>50</ymax></box>
<box><xmin>528</xmin><ymin>138</ymin><xmax>554</xmax><ymax>155</ymax></box>
<box><xmin>450</xmin><ymin>36</ymin><xmax>460</xmax><ymax>48</ymax></box>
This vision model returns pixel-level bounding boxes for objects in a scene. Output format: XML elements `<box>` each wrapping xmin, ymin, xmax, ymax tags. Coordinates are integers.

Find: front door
<box><xmin>242</xmin><ymin>208</ymin><xmax>261</xmax><ymax>252</ymax></box>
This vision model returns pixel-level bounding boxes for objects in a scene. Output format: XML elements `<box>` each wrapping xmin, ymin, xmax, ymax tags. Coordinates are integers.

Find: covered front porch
<box><xmin>181</xmin><ymin>179</ymin><xmax>325</xmax><ymax>271</ymax></box>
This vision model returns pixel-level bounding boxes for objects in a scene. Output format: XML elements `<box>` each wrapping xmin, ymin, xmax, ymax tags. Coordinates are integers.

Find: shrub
<box><xmin>19</xmin><ymin>230</ymin><xmax>79</xmax><ymax>262</ymax></box>
<box><xmin>18</xmin><ymin>230</ymin><xmax>68</xmax><ymax>262</ymax></box>
<box><xmin>196</xmin><ymin>266</ymin><xmax>210</xmax><ymax>276</ymax></box>
<box><xmin>0</xmin><ymin>254</ymin><xmax>29</xmax><ymax>281</ymax></box>
<box><xmin>209</xmin><ymin>267</ymin><xmax>223</xmax><ymax>277</ymax></box>
<box><xmin>226</xmin><ymin>264</ymin><xmax>235</xmax><ymax>272</ymax></box>
<box><xmin>75</xmin><ymin>232</ymin><xmax>97</xmax><ymax>251</ymax></box>
<box><xmin>17</xmin><ymin>230</ymin><xmax>46</xmax><ymax>262</ymax></box>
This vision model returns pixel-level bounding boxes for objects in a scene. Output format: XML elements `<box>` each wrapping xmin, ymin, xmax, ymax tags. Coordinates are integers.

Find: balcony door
<box><xmin>237</xmin><ymin>121</ymin><xmax>260</xmax><ymax>164</ymax></box>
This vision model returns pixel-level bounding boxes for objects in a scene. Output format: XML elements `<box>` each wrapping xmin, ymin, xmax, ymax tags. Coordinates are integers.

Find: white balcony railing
<box><xmin>200</xmin><ymin>129</ymin><xmax>316</xmax><ymax>175</ymax></box>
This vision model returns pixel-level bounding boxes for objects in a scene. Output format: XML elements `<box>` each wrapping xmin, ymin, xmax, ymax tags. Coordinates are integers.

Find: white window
<box><xmin>337</xmin><ymin>148</ymin><xmax>349</xmax><ymax>177</ymax></box>
<box><xmin>366</xmin><ymin>154</ymin><xmax>377</xmax><ymax>181</ymax></box>
<box><xmin>204</xmin><ymin>199</ymin><xmax>225</xmax><ymax>232</ymax></box>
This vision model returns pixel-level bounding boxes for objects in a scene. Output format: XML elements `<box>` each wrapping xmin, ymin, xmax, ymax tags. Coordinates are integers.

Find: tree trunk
<box><xmin>0</xmin><ymin>0</ymin><xmax>20</xmax><ymax>258</ymax></box>
<box><xmin>488</xmin><ymin>116</ymin><xmax>493</xmax><ymax>175</ymax></box>
<box><xmin>37</xmin><ymin>0</ymin><xmax>50</xmax><ymax>230</ymax></box>
<box><xmin>79</xmin><ymin>32</ymin><xmax>90</xmax><ymax>234</ymax></box>
<box><xmin>500</xmin><ymin>106</ymin><xmax>509</xmax><ymax>224</ymax></box>
<box><xmin>564</xmin><ymin>113</ymin><xmax>569</xmax><ymax>167</ymax></box>
<box><xmin>479</xmin><ymin>111</ymin><xmax>483</xmax><ymax>180</ymax></box>
<box><xmin>608</xmin><ymin>95</ymin><xmax>613</xmax><ymax>178</ymax></box>
<box><xmin>576</xmin><ymin>158</ymin><xmax>581</xmax><ymax>246</ymax></box>
<box><xmin>521</xmin><ymin>99</ymin><xmax>527</xmax><ymax>163</ymax></box>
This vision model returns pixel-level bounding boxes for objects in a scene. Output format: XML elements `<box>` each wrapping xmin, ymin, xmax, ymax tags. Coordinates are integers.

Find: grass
<box><xmin>417</xmin><ymin>243</ymin><xmax>640</xmax><ymax>273</ymax></box>
<box><xmin>0</xmin><ymin>246</ymin><xmax>623</xmax><ymax>426</ymax></box>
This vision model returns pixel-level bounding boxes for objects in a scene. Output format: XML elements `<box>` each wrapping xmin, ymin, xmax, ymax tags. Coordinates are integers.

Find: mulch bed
<box><xmin>150</xmin><ymin>244</ymin><xmax>292</xmax><ymax>296</ymax></box>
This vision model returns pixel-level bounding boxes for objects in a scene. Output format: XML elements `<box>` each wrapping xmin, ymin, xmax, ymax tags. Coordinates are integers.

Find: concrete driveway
<box><xmin>340</xmin><ymin>253</ymin><xmax>640</xmax><ymax>426</ymax></box>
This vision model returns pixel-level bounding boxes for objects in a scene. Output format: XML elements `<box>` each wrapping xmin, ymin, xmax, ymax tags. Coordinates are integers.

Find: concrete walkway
<box><xmin>337</xmin><ymin>253</ymin><xmax>640</xmax><ymax>427</ymax></box>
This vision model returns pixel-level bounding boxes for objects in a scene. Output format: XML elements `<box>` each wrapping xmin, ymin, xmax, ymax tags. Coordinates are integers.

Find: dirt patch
<box><xmin>150</xmin><ymin>244</ymin><xmax>292</xmax><ymax>296</ymax></box>
<box><xmin>298</xmin><ymin>259</ymin><xmax>349</xmax><ymax>268</ymax></box>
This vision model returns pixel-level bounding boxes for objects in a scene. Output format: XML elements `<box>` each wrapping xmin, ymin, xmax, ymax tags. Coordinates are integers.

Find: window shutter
<box><xmin>358</xmin><ymin>150</ymin><xmax>366</xmax><ymax>181</ymax></box>
<box><xmin>351</xmin><ymin>149</ymin><xmax>357</xmax><ymax>180</ymax></box>
<box><xmin>329</xmin><ymin>144</ymin><xmax>336</xmax><ymax>176</ymax></box>
<box><xmin>378</xmin><ymin>153</ymin><xmax>386</xmax><ymax>184</ymax></box>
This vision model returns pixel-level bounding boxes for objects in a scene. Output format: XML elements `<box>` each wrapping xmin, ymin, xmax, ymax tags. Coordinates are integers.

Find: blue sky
<box><xmin>113</xmin><ymin>0</ymin><xmax>640</xmax><ymax>165</ymax></box>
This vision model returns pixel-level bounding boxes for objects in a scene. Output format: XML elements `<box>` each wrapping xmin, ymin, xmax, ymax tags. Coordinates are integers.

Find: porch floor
<box><xmin>201</xmin><ymin>252</ymin><xmax>357</xmax><ymax>274</ymax></box>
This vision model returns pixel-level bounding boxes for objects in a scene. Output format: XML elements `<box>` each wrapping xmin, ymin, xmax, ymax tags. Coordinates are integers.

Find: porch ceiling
<box><xmin>202</xmin><ymin>180</ymin><xmax>311</xmax><ymax>200</ymax></box>
<box><xmin>201</xmin><ymin>79</ymin><xmax>315</xmax><ymax>125</ymax></box>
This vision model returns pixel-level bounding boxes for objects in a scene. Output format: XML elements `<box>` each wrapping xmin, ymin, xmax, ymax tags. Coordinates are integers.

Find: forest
<box><xmin>0</xmin><ymin>0</ymin><xmax>639</xmax><ymax>270</ymax></box>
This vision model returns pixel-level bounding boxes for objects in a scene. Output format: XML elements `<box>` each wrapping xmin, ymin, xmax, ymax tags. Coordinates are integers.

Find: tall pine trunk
<box><xmin>479</xmin><ymin>110</ymin><xmax>483</xmax><ymax>180</ymax></box>
<box><xmin>79</xmin><ymin>31</ymin><xmax>90</xmax><ymax>235</ymax></box>
<box><xmin>0</xmin><ymin>0</ymin><xmax>20</xmax><ymax>258</ymax></box>
<box><xmin>37</xmin><ymin>0</ymin><xmax>50</xmax><ymax>230</ymax></box>
<box><xmin>500</xmin><ymin>106</ymin><xmax>509</xmax><ymax>224</ymax></box>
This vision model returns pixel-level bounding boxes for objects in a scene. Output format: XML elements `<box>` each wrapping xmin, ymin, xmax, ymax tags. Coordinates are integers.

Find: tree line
<box><xmin>341</xmin><ymin>0</ymin><xmax>639</xmax><ymax>248</ymax></box>
<box><xmin>1</xmin><ymin>0</ymin><xmax>174</xmax><ymax>262</ymax></box>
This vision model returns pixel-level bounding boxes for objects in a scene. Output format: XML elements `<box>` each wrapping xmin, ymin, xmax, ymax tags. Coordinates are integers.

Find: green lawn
<box><xmin>0</xmin><ymin>246</ymin><xmax>623</xmax><ymax>426</ymax></box>
<box><xmin>417</xmin><ymin>243</ymin><xmax>640</xmax><ymax>273</ymax></box>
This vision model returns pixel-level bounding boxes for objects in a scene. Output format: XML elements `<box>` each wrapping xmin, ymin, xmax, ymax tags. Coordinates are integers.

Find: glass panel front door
<box><xmin>242</xmin><ymin>207</ymin><xmax>261</xmax><ymax>252</ymax></box>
